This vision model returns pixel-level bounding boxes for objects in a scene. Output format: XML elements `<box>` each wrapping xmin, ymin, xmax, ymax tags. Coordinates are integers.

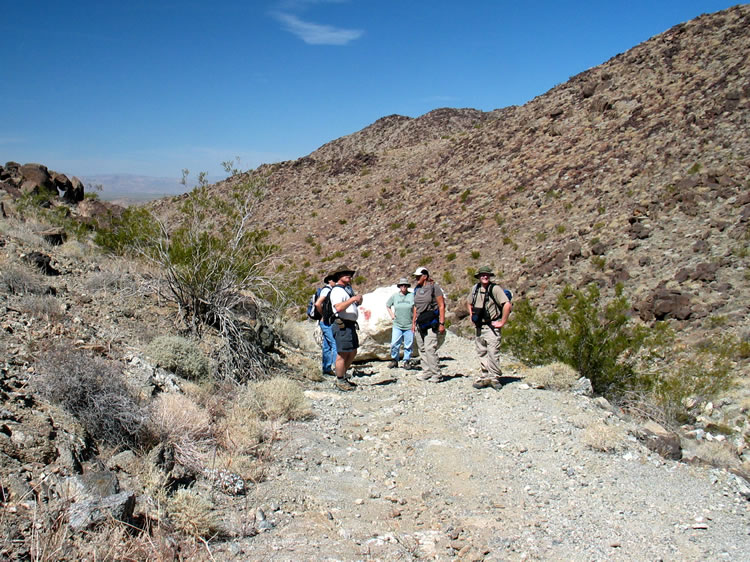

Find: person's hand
<box><xmin>491</xmin><ymin>320</ymin><xmax>504</xmax><ymax>329</ymax></box>
<box><xmin>438</xmin><ymin>323</ymin><xmax>446</xmax><ymax>333</ymax></box>
<box><xmin>355</xmin><ymin>295</ymin><xmax>363</xmax><ymax>305</ymax></box>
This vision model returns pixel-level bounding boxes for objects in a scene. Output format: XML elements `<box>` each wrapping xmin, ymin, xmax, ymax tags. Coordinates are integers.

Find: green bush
<box><xmin>501</xmin><ymin>284</ymin><xmax>655</xmax><ymax>397</ymax></box>
<box><xmin>94</xmin><ymin>207</ymin><xmax>160</xmax><ymax>255</ymax></box>
<box><xmin>146</xmin><ymin>335</ymin><xmax>210</xmax><ymax>380</ymax></box>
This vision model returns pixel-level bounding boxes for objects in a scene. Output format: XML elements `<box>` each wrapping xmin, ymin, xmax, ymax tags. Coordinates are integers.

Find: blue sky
<box><xmin>1</xmin><ymin>0</ymin><xmax>739</xmax><ymax>181</ymax></box>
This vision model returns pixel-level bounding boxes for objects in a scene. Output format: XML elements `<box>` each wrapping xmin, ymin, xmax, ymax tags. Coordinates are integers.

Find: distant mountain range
<box><xmin>81</xmin><ymin>173</ymin><xmax>222</xmax><ymax>203</ymax></box>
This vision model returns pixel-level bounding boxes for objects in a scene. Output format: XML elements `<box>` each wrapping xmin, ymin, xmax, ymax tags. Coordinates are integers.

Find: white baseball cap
<box><xmin>413</xmin><ymin>267</ymin><xmax>428</xmax><ymax>277</ymax></box>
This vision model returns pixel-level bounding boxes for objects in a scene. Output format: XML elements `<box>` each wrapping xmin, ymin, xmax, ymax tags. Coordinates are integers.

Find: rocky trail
<box><xmin>212</xmin><ymin>333</ymin><xmax>750</xmax><ymax>560</ymax></box>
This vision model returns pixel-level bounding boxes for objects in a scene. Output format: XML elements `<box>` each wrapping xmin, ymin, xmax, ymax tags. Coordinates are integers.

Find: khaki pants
<box><xmin>415</xmin><ymin>327</ymin><xmax>445</xmax><ymax>378</ymax></box>
<box><xmin>475</xmin><ymin>324</ymin><xmax>502</xmax><ymax>378</ymax></box>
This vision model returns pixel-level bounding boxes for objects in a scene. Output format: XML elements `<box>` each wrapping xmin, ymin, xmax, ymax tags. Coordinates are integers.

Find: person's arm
<box><xmin>436</xmin><ymin>294</ymin><xmax>446</xmax><ymax>333</ymax></box>
<box><xmin>386</xmin><ymin>296</ymin><xmax>395</xmax><ymax>320</ymax></box>
<box><xmin>491</xmin><ymin>291</ymin><xmax>512</xmax><ymax>329</ymax></box>
<box><xmin>334</xmin><ymin>289</ymin><xmax>362</xmax><ymax>312</ymax></box>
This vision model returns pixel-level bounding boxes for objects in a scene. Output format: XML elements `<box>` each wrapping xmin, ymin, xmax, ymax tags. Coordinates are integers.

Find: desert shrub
<box><xmin>146</xmin><ymin>180</ymin><xmax>281</xmax><ymax>382</ymax></box>
<box><xmin>148</xmin><ymin>393</ymin><xmax>214</xmax><ymax>470</ymax></box>
<box><xmin>0</xmin><ymin>265</ymin><xmax>46</xmax><ymax>295</ymax></box>
<box><xmin>219</xmin><ymin>406</ymin><xmax>265</xmax><ymax>454</ymax></box>
<box><xmin>502</xmin><ymin>284</ymin><xmax>657</xmax><ymax>397</ymax></box>
<box><xmin>93</xmin><ymin>206</ymin><xmax>160</xmax><ymax>256</ymax></box>
<box><xmin>168</xmin><ymin>489</ymin><xmax>219</xmax><ymax>539</ymax></box>
<box><xmin>16</xmin><ymin>294</ymin><xmax>65</xmax><ymax>322</ymax></box>
<box><xmin>145</xmin><ymin>335</ymin><xmax>210</xmax><ymax>381</ymax></box>
<box><xmin>237</xmin><ymin>377</ymin><xmax>310</xmax><ymax>422</ymax></box>
<box><xmin>32</xmin><ymin>346</ymin><xmax>146</xmax><ymax>446</ymax></box>
<box><xmin>523</xmin><ymin>362</ymin><xmax>580</xmax><ymax>391</ymax></box>
<box><xmin>642</xmin><ymin>334</ymin><xmax>737</xmax><ymax>423</ymax></box>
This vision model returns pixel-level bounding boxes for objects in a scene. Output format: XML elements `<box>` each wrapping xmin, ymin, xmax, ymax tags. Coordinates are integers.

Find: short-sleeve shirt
<box><xmin>330</xmin><ymin>285</ymin><xmax>358</xmax><ymax>321</ymax></box>
<box><xmin>469</xmin><ymin>283</ymin><xmax>509</xmax><ymax>321</ymax></box>
<box><xmin>413</xmin><ymin>282</ymin><xmax>444</xmax><ymax>315</ymax></box>
<box><xmin>386</xmin><ymin>291</ymin><xmax>414</xmax><ymax>330</ymax></box>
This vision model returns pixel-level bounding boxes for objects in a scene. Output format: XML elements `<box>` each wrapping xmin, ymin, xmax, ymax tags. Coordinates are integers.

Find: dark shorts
<box><xmin>333</xmin><ymin>320</ymin><xmax>359</xmax><ymax>353</ymax></box>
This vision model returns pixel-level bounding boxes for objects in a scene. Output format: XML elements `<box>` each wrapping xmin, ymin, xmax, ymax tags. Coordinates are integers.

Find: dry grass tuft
<box><xmin>0</xmin><ymin>264</ymin><xmax>47</xmax><ymax>295</ymax></box>
<box><xmin>524</xmin><ymin>361</ymin><xmax>580</xmax><ymax>391</ymax></box>
<box><xmin>582</xmin><ymin>422</ymin><xmax>627</xmax><ymax>452</ymax></box>
<box><xmin>15</xmin><ymin>294</ymin><xmax>65</xmax><ymax>322</ymax></box>
<box><xmin>148</xmin><ymin>393</ymin><xmax>214</xmax><ymax>471</ymax></box>
<box><xmin>238</xmin><ymin>376</ymin><xmax>312</xmax><ymax>421</ymax></box>
<box><xmin>218</xmin><ymin>406</ymin><xmax>265</xmax><ymax>454</ymax></box>
<box><xmin>168</xmin><ymin>489</ymin><xmax>220</xmax><ymax>539</ymax></box>
<box><xmin>691</xmin><ymin>440</ymin><xmax>739</xmax><ymax>468</ymax></box>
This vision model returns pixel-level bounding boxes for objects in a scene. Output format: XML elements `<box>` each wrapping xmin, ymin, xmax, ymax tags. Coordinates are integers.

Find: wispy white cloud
<box><xmin>272</xmin><ymin>12</ymin><xmax>363</xmax><ymax>45</ymax></box>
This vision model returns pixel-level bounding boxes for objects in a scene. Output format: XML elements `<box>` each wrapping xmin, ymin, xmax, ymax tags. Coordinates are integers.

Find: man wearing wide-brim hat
<box><xmin>386</xmin><ymin>277</ymin><xmax>416</xmax><ymax>369</ymax></box>
<box><xmin>328</xmin><ymin>265</ymin><xmax>363</xmax><ymax>391</ymax></box>
<box><xmin>467</xmin><ymin>265</ymin><xmax>511</xmax><ymax>390</ymax></box>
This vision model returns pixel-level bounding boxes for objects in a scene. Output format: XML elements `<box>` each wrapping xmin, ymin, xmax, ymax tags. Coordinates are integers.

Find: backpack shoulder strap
<box><xmin>470</xmin><ymin>283</ymin><xmax>481</xmax><ymax>306</ymax></box>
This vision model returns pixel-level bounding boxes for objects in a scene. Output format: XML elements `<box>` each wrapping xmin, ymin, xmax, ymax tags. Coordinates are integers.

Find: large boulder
<box><xmin>357</xmin><ymin>285</ymin><xmax>413</xmax><ymax>361</ymax></box>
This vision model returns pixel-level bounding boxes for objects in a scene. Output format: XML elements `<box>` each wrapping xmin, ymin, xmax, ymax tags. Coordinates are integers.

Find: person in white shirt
<box><xmin>328</xmin><ymin>265</ymin><xmax>363</xmax><ymax>391</ymax></box>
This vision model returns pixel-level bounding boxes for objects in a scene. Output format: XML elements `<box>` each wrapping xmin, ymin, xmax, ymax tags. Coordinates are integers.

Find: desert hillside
<box><xmin>154</xmin><ymin>5</ymin><xmax>750</xmax><ymax>349</ymax></box>
<box><xmin>1</xmin><ymin>4</ymin><xmax>749</xmax><ymax>559</ymax></box>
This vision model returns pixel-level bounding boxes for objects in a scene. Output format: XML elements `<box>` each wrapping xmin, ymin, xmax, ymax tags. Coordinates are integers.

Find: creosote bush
<box><xmin>145</xmin><ymin>335</ymin><xmax>210</xmax><ymax>381</ymax></box>
<box><xmin>95</xmin><ymin>178</ymin><xmax>282</xmax><ymax>383</ymax></box>
<box><xmin>32</xmin><ymin>345</ymin><xmax>146</xmax><ymax>447</ymax></box>
<box><xmin>502</xmin><ymin>284</ymin><xmax>738</xmax><ymax>424</ymax></box>
<box><xmin>502</xmin><ymin>284</ymin><xmax>656</xmax><ymax>397</ymax></box>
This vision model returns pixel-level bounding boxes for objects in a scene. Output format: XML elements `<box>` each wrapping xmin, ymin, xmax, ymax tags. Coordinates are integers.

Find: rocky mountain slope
<box><xmin>160</xmin><ymin>5</ymin><xmax>749</xmax><ymax>348</ymax></box>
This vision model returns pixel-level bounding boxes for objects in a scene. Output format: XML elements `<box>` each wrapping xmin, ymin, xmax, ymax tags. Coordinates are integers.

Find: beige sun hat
<box><xmin>396</xmin><ymin>277</ymin><xmax>410</xmax><ymax>286</ymax></box>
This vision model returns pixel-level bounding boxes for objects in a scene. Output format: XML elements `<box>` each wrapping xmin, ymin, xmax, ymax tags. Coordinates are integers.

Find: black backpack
<box><xmin>323</xmin><ymin>285</ymin><xmax>354</xmax><ymax>325</ymax></box>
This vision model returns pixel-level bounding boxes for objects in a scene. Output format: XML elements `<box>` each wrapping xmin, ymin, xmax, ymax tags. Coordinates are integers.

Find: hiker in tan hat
<box><xmin>328</xmin><ymin>265</ymin><xmax>363</xmax><ymax>391</ymax></box>
<box><xmin>385</xmin><ymin>277</ymin><xmax>415</xmax><ymax>369</ymax></box>
<box><xmin>467</xmin><ymin>266</ymin><xmax>511</xmax><ymax>390</ymax></box>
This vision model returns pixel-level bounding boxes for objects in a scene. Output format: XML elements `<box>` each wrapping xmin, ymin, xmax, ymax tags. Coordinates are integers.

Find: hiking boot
<box><xmin>322</xmin><ymin>368</ymin><xmax>336</xmax><ymax>376</ymax></box>
<box><xmin>335</xmin><ymin>378</ymin><xmax>356</xmax><ymax>392</ymax></box>
<box><xmin>402</xmin><ymin>359</ymin><xmax>415</xmax><ymax>369</ymax></box>
<box><xmin>416</xmin><ymin>372</ymin><xmax>432</xmax><ymax>381</ymax></box>
<box><xmin>404</xmin><ymin>360</ymin><xmax>421</xmax><ymax>371</ymax></box>
<box><xmin>473</xmin><ymin>377</ymin><xmax>500</xmax><ymax>390</ymax></box>
<box><xmin>428</xmin><ymin>375</ymin><xmax>444</xmax><ymax>383</ymax></box>
<box><xmin>388</xmin><ymin>359</ymin><xmax>398</xmax><ymax>369</ymax></box>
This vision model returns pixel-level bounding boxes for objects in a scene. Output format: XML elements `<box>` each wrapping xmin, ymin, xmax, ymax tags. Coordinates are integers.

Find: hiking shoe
<box><xmin>473</xmin><ymin>377</ymin><xmax>501</xmax><ymax>390</ymax></box>
<box><xmin>402</xmin><ymin>359</ymin><xmax>415</xmax><ymax>369</ymax></box>
<box><xmin>323</xmin><ymin>368</ymin><xmax>336</xmax><ymax>376</ymax></box>
<box><xmin>388</xmin><ymin>359</ymin><xmax>398</xmax><ymax>369</ymax></box>
<box><xmin>335</xmin><ymin>378</ymin><xmax>356</xmax><ymax>392</ymax></box>
<box><xmin>404</xmin><ymin>360</ymin><xmax>421</xmax><ymax>371</ymax></box>
<box><xmin>416</xmin><ymin>372</ymin><xmax>431</xmax><ymax>381</ymax></box>
<box><xmin>428</xmin><ymin>375</ymin><xmax>444</xmax><ymax>383</ymax></box>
